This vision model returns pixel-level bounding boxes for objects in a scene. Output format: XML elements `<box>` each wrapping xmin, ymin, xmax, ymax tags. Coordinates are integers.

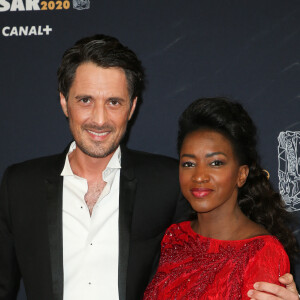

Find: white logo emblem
<box><xmin>73</xmin><ymin>0</ymin><xmax>90</xmax><ymax>10</ymax></box>
<box><xmin>2</xmin><ymin>25</ymin><xmax>52</xmax><ymax>37</ymax></box>
<box><xmin>278</xmin><ymin>131</ymin><xmax>300</xmax><ymax>211</ymax></box>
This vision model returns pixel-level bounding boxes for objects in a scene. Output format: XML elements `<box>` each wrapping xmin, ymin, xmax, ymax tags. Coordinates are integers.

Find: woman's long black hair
<box><xmin>177</xmin><ymin>97</ymin><xmax>298</xmax><ymax>259</ymax></box>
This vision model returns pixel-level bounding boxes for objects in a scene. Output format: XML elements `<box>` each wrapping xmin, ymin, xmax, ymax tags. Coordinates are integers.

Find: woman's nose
<box><xmin>192</xmin><ymin>167</ymin><xmax>210</xmax><ymax>183</ymax></box>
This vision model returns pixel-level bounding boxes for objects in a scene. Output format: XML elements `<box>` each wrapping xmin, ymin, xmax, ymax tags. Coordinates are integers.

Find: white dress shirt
<box><xmin>61</xmin><ymin>142</ymin><xmax>120</xmax><ymax>300</ymax></box>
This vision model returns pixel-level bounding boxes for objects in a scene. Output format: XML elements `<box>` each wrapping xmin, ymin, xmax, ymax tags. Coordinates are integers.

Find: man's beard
<box><xmin>73</xmin><ymin>123</ymin><xmax>125</xmax><ymax>158</ymax></box>
<box><xmin>76</xmin><ymin>139</ymin><xmax>119</xmax><ymax>158</ymax></box>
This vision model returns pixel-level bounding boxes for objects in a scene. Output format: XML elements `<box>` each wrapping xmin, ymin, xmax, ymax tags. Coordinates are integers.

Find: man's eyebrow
<box><xmin>107</xmin><ymin>97</ymin><xmax>126</xmax><ymax>102</ymax></box>
<box><xmin>73</xmin><ymin>96</ymin><xmax>126</xmax><ymax>102</ymax></box>
<box><xmin>75</xmin><ymin>95</ymin><xmax>92</xmax><ymax>100</ymax></box>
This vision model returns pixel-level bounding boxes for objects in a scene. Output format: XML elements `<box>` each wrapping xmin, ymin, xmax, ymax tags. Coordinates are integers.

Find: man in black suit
<box><xmin>0</xmin><ymin>35</ymin><xmax>298</xmax><ymax>300</ymax></box>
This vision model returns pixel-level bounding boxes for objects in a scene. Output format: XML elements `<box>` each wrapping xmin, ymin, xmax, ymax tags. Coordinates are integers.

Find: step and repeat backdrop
<box><xmin>1</xmin><ymin>0</ymin><xmax>300</xmax><ymax>298</ymax></box>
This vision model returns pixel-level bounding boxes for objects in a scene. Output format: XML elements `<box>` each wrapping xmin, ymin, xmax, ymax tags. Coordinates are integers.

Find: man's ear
<box><xmin>60</xmin><ymin>93</ymin><xmax>68</xmax><ymax>117</ymax></box>
<box><xmin>237</xmin><ymin>165</ymin><xmax>249</xmax><ymax>188</ymax></box>
<box><xmin>128</xmin><ymin>97</ymin><xmax>137</xmax><ymax>120</ymax></box>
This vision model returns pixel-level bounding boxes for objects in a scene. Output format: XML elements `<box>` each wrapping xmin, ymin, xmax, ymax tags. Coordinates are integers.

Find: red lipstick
<box><xmin>190</xmin><ymin>188</ymin><xmax>212</xmax><ymax>198</ymax></box>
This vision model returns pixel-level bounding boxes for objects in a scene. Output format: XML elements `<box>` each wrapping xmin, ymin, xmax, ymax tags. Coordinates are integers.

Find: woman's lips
<box><xmin>190</xmin><ymin>188</ymin><xmax>213</xmax><ymax>198</ymax></box>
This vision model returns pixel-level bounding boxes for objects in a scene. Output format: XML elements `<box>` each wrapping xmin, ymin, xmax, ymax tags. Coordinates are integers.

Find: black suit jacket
<box><xmin>0</xmin><ymin>145</ymin><xmax>191</xmax><ymax>300</ymax></box>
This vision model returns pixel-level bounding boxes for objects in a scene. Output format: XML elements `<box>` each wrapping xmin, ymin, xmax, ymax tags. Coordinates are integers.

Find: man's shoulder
<box><xmin>123</xmin><ymin>147</ymin><xmax>178</xmax><ymax>168</ymax></box>
<box><xmin>4</xmin><ymin>152</ymin><xmax>65</xmax><ymax>179</ymax></box>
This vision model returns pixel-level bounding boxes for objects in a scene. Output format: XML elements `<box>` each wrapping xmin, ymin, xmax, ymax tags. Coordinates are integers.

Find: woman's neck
<box><xmin>193</xmin><ymin>206</ymin><xmax>257</xmax><ymax>240</ymax></box>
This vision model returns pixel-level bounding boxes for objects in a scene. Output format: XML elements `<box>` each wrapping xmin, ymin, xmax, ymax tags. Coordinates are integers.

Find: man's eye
<box><xmin>210</xmin><ymin>160</ymin><xmax>224</xmax><ymax>166</ymax></box>
<box><xmin>80</xmin><ymin>98</ymin><xmax>90</xmax><ymax>104</ymax></box>
<box><xmin>108</xmin><ymin>99</ymin><xmax>120</xmax><ymax>106</ymax></box>
<box><xmin>181</xmin><ymin>161</ymin><xmax>195</xmax><ymax>168</ymax></box>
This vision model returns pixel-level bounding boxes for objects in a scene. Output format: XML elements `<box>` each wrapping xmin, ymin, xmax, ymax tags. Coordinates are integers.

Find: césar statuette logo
<box><xmin>73</xmin><ymin>0</ymin><xmax>90</xmax><ymax>10</ymax></box>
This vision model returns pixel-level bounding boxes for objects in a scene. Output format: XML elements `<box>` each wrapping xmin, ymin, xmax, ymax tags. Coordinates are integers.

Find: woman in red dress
<box><xmin>144</xmin><ymin>97</ymin><xmax>298</xmax><ymax>299</ymax></box>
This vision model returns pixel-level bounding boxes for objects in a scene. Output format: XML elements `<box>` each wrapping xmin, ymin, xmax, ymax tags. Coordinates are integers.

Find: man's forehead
<box><xmin>69</xmin><ymin>62</ymin><xmax>130</xmax><ymax>98</ymax></box>
<box><xmin>73</xmin><ymin>63</ymin><xmax>127</xmax><ymax>84</ymax></box>
<box><xmin>74</xmin><ymin>62</ymin><xmax>125</xmax><ymax>76</ymax></box>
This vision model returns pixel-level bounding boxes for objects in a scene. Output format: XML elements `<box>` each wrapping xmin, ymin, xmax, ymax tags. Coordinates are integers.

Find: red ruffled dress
<box><xmin>143</xmin><ymin>221</ymin><xmax>289</xmax><ymax>299</ymax></box>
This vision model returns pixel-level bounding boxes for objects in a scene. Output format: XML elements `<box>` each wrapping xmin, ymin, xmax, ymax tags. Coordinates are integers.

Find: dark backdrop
<box><xmin>0</xmin><ymin>1</ymin><xmax>299</xmax><ymax>298</ymax></box>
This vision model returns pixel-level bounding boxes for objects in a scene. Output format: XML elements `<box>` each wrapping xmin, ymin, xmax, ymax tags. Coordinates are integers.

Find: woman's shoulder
<box><xmin>242</xmin><ymin>235</ymin><xmax>290</xmax><ymax>273</ymax></box>
<box><xmin>242</xmin><ymin>235</ymin><xmax>290</xmax><ymax>283</ymax></box>
<box><xmin>165</xmin><ymin>221</ymin><xmax>191</xmax><ymax>235</ymax></box>
<box><xmin>231</xmin><ymin>234</ymin><xmax>287</xmax><ymax>258</ymax></box>
<box><xmin>252</xmin><ymin>235</ymin><xmax>288</xmax><ymax>256</ymax></box>
<box><xmin>162</xmin><ymin>222</ymin><xmax>192</xmax><ymax>243</ymax></box>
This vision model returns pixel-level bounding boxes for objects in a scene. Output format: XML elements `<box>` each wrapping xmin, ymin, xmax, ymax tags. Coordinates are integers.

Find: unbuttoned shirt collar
<box><xmin>61</xmin><ymin>141</ymin><xmax>121</xmax><ymax>182</ymax></box>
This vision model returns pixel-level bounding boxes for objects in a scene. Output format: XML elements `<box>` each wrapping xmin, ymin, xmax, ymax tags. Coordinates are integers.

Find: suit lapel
<box><xmin>45</xmin><ymin>151</ymin><xmax>66</xmax><ymax>300</ymax></box>
<box><xmin>118</xmin><ymin>146</ymin><xmax>137</xmax><ymax>300</ymax></box>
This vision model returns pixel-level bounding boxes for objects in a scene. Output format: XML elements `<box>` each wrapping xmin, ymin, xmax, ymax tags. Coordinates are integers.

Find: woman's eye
<box><xmin>181</xmin><ymin>161</ymin><xmax>195</xmax><ymax>168</ymax></box>
<box><xmin>210</xmin><ymin>160</ymin><xmax>224</xmax><ymax>166</ymax></box>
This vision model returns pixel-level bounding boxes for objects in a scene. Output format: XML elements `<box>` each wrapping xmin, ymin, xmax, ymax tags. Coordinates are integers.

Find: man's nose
<box><xmin>91</xmin><ymin>102</ymin><xmax>107</xmax><ymax>125</ymax></box>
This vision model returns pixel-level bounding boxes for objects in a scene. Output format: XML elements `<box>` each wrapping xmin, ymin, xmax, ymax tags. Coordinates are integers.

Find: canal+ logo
<box><xmin>0</xmin><ymin>0</ymin><xmax>90</xmax><ymax>11</ymax></box>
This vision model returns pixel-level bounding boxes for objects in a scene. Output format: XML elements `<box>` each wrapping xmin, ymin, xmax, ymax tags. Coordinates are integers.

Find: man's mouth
<box><xmin>87</xmin><ymin>130</ymin><xmax>109</xmax><ymax>137</ymax></box>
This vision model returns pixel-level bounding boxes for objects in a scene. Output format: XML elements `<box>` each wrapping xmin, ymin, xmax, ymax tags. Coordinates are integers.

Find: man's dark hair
<box><xmin>57</xmin><ymin>34</ymin><xmax>144</xmax><ymax>102</ymax></box>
